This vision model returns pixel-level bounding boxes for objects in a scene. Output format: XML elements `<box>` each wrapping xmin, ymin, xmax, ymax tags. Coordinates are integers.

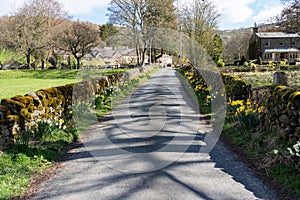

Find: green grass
<box><xmin>228</xmin><ymin>70</ymin><xmax>300</xmax><ymax>89</ymax></box>
<box><xmin>0</xmin><ymin>127</ymin><xmax>77</xmax><ymax>199</ymax></box>
<box><xmin>0</xmin><ymin>69</ymin><xmax>126</xmax><ymax>99</ymax></box>
<box><xmin>222</xmin><ymin>121</ymin><xmax>300</xmax><ymax>198</ymax></box>
<box><xmin>0</xmin><ymin>79</ymin><xmax>75</xmax><ymax>99</ymax></box>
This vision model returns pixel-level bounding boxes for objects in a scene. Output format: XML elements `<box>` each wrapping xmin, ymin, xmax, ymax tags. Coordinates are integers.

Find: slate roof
<box><xmin>256</xmin><ymin>32</ymin><xmax>300</xmax><ymax>38</ymax></box>
<box><xmin>89</xmin><ymin>47</ymin><xmax>136</xmax><ymax>59</ymax></box>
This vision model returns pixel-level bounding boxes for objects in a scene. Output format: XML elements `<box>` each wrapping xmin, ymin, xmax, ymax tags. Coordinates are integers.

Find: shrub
<box><xmin>258</xmin><ymin>57</ymin><xmax>263</xmax><ymax>65</ymax></box>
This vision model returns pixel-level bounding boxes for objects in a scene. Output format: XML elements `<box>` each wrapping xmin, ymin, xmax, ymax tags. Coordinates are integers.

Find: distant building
<box><xmin>157</xmin><ymin>54</ymin><xmax>173</xmax><ymax>66</ymax></box>
<box><xmin>86</xmin><ymin>47</ymin><xmax>139</xmax><ymax>66</ymax></box>
<box><xmin>249</xmin><ymin>26</ymin><xmax>300</xmax><ymax>63</ymax></box>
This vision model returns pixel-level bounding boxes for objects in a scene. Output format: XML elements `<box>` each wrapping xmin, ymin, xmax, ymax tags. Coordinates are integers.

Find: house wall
<box><xmin>249</xmin><ymin>33</ymin><xmax>300</xmax><ymax>63</ymax></box>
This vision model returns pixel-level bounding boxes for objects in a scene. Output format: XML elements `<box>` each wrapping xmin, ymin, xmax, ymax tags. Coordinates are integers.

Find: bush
<box><xmin>258</xmin><ymin>57</ymin><xmax>263</xmax><ymax>65</ymax></box>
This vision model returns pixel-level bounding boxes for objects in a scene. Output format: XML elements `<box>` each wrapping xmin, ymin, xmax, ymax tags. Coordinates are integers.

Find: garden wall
<box><xmin>0</xmin><ymin>66</ymin><xmax>153</xmax><ymax>151</ymax></box>
<box><xmin>251</xmin><ymin>85</ymin><xmax>300</xmax><ymax>142</ymax></box>
<box><xmin>182</xmin><ymin>66</ymin><xmax>300</xmax><ymax>142</ymax></box>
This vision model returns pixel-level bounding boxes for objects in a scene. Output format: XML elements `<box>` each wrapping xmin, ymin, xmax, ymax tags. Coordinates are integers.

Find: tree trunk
<box><xmin>26</xmin><ymin>54</ymin><xmax>31</xmax><ymax>69</ymax></box>
<box><xmin>41</xmin><ymin>59</ymin><xmax>45</xmax><ymax>69</ymax></box>
<box><xmin>155</xmin><ymin>49</ymin><xmax>164</xmax><ymax>62</ymax></box>
<box><xmin>141</xmin><ymin>48</ymin><xmax>147</xmax><ymax>66</ymax></box>
<box><xmin>76</xmin><ymin>56</ymin><xmax>80</xmax><ymax>69</ymax></box>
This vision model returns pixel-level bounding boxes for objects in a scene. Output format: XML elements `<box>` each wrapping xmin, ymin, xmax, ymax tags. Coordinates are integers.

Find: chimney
<box><xmin>253</xmin><ymin>22</ymin><xmax>258</xmax><ymax>34</ymax></box>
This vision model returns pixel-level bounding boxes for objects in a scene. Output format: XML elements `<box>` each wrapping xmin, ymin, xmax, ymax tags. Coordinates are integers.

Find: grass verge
<box><xmin>222</xmin><ymin>121</ymin><xmax>300</xmax><ymax>199</ymax></box>
<box><xmin>0</xmin><ymin>127</ymin><xmax>77</xmax><ymax>199</ymax></box>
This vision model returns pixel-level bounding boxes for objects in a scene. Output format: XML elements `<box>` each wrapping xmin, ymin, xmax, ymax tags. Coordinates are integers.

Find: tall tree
<box><xmin>56</xmin><ymin>21</ymin><xmax>101</xmax><ymax>69</ymax></box>
<box><xmin>223</xmin><ymin>30</ymin><xmax>252</xmax><ymax>63</ymax></box>
<box><xmin>277</xmin><ymin>0</ymin><xmax>300</xmax><ymax>32</ymax></box>
<box><xmin>0</xmin><ymin>0</ymin><xmax>68</xmax><ymax>69</ymax></box>
<box><xmin>100</xmin><ymin>23</ymin><xmax>119</xmax><ymax>43</ymax></box>
<box><xmin>107</xmin><ymin>0</ymin><xmax>177</xmax><ymax>65</ymax></box>
<box><xmin>179</xmin><ymin>0</ymin><xmax>221</xmax><ymax>64</ymax></box>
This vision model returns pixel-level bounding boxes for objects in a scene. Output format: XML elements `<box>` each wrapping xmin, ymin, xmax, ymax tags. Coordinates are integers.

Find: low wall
<box><xmin>181</xmin><ymin>66</ymin><xmax>250</xmax><ymax>101</ymax></box>
<box><xmin>0</xmin><ymin>67</ymin><xmax>152</xmax><ymax>151</ymax></box>
<box><xmin>252</xmin><ymin>85</ymin><xmax>300</xmax><ymax>142</ymax></box>
<box><xmin>181</xmin><ymin>66</ymin><xmax>300</xmax><ymax>142</ymax></box>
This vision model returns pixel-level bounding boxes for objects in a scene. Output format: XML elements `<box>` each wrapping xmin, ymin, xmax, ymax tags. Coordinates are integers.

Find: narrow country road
<box><xmin>33</xmin><ymin>68</ymin><xmax>277</xmax><ymax>200</ymax></box>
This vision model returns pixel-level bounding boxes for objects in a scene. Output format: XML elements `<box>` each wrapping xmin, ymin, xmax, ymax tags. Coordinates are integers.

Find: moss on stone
<box><xmin>0</xmin><ymin>106</ymin><xmax>11</xmax><ymax>117</ymax></box>
<box><xmin>1</xmin><ymin>98</ymin><xmax>26</xmax><ymax>109</ymax></box>
<box><xmin>6</xmin><ymin>115</ymin><xmax>20</xmax><ymax>123</ymax></box>
<box><xmin>288</xmin><ymin>91</ymin><xmax>300</xmax><ymax>108</ymax></box>
<box><xmin>20</xmin><ymin>108</ymin><xmax>31</xmax><ymax>119</ymax></box>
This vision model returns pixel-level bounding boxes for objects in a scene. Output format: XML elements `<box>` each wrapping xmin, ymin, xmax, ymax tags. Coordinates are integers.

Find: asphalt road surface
<box><xmin>33</xmin><ymin>68</ymin><xmax>278</xmax><ymax>200</ymax></box>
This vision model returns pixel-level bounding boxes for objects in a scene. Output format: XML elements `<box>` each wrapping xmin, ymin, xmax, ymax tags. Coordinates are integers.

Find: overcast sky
<box><xmin>0</xmin><ymin>0</ymin><xmax>284</xmax><ymax>30</ymax></box>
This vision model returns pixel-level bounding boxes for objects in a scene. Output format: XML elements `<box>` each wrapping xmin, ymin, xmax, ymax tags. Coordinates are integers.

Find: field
<box><xmin>226</xmin><ymin>70</ymin><xmax>300</xmax><ymax>89</ymax></box>
<box><xmin>0</xmin><ymin>69</ymin><xmax>125</xmax><ymax>100</ymax></box>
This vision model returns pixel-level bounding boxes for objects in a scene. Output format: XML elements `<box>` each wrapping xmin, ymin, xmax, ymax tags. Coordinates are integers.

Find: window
<box><xmin>290</xmin><ymin>53</ymin><xmax>299</xmax><ymax>59</ymax></box>
<box><xmin>264</xmin><ymin>53</ymin><xmax>272</xmax><ymax>60</ymax></box>
<box><xmin>279</xmin><ymin>41</ymin><xmax>284</xmax><ymax>46</ymax></box>
<box><xmin>292</xmin><ymin>53</ymin><xmax>298</xmax><ymax>59</ymax></box>
<box><xmin>265</xmin><ymin>41</ymin><xmax>270</xmax><ymax>47</ymax></box>
<box><xmin>291</xmin><ymin>41</ymin><xmax>296</xmax><ymax>47</ymax></box>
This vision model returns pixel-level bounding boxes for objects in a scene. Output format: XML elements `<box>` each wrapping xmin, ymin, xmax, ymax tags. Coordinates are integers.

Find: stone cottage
<box><xmin>249</xmin><ymin>25</ymin><xmax>300</xmax><ymax>64</ymax></box>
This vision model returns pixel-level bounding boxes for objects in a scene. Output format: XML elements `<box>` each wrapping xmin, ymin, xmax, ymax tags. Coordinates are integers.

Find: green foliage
<box><xmin>217</xmin><ymin>59</ymin><xmax>225</xmax><ymax>67</ymax></box>
<box><xmin>100</xmin><ymin>23</ymin><xmax>119</xmax><ymax>42</ymax></box>
<box><xmin>180</xmin><ymin>69</ymin><xmax>212</xmax><ymax>115</ymax></box>
<box><xmin>0</xmin><ymin>118</ymin><xmax>76</xmax><ymax>199</ymax></box>
<box><xmin>209</xmin><ymin>34</ymin><xmax>224</xmax><ymax>63</ymax></box>
<box><xmin>227</xmin><ymin>99</ymin><xmax>262</xmax><ymax>128</ymax></box>
<box><xmin>0</xmin><ymin>50</ymin><xmax>25</xmax><ymax>65</ymax></box>
<box><xmin>222</xmin><ymin>122</ymin><xmax>300</xmax><ymax>197</ymax></box>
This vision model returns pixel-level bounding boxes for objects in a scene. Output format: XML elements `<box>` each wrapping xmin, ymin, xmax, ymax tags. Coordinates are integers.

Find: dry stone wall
<box><xmin>0</xmin><ymin>67</ymin><xmax>152</xmax><ymax>151</ymax></box>
<box><xmin>252</xmin><ymin>85</ymin><xmax>300</xmax><ymax>142</ymax></box>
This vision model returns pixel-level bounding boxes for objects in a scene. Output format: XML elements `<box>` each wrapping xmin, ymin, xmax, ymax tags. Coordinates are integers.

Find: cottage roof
<box><xmin>256</xmin><ymin>32</ymin><xmax>300</xmax><ymax>38</ymax></box>
<box><xmin>89</xmin><ymin>47</ymin><xmax>136</xmax><ymax>59</ymax></box>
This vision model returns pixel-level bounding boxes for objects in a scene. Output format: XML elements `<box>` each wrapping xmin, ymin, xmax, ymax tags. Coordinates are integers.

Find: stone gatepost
<box><xmin>273</xmin><ymin>71</ymin><xmax>288</xmax><ymax>86</ymax></box>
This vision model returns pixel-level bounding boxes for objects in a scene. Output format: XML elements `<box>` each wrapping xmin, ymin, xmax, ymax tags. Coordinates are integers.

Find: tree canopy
<box><xmin>277</xmin><ymin>0</ymin><xmax>300</xmax><ymax>32</ymax></box>
<box><xmin>0</xmin><ymin>0</ymin><xmax>68</xmax><ymax>69</ymax></box>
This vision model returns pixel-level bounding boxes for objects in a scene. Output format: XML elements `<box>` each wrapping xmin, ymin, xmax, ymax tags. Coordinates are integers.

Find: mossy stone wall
<box><xmin>252</xmin><ymin>85</ymin><xmax>300</xmax><ymax>142</ymax></box>
<box><xmin>0</xmin><ymin>67</ymin><xmax>152</xmax><ymax>151</ymax></box>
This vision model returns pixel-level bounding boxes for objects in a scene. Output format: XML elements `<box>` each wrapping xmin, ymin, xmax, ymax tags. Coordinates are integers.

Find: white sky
<box><xmin>0</xmin><ymin>0</ymin><xmax>284</xmax><ymax>30</ymax></box>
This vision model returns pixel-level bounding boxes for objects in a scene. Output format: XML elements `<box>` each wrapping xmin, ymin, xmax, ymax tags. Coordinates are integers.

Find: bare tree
<box><xmin>223</xmin><ymin>30</ymin><xmax>252</xmax><ymax>64</ymax></box>
<box><xmin>107</xmin><ymin>0</ymin><xmax>177</xmax><ymax>65</ymax></box>
<box><xmin>277</xmin><ymin>0</ymin><xmax>300</xmax><ymax>32</ymax></box>
<box><xmin>0</xmin><ymin>0</ymin><xmax>68</xmax><ymax>69</ymax></box>
<box><xmin>56</xmin><ymin>21</ymin><xmax>101</xmax><ymax>69</ymax></box>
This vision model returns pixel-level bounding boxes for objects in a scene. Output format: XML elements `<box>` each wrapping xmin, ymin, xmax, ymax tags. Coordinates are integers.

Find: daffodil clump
<box><xmin>94</xmin><ymin>86</ymin><xmax>119</xmax><ymax>109</ymax></box>
<box><xmin>184</xmin><ymin>71</ymin><xmax>212</xmax><ymax>111</ymax></box>
<box><xmin>288</xmin><ymin>141</ymin><xmax>300</xmax><ymax>158</ymax></box>
<box><xmin>228</xmin><ymin>99</ymin><xmax>264</xmax><ymax>128</ymax></box>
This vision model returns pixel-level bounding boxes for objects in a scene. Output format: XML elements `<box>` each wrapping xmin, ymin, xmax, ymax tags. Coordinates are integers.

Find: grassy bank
<box><xmin>222</xmin><ymin>122</ymin><xmax>300</xmax><ymax>199</ymax></box>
